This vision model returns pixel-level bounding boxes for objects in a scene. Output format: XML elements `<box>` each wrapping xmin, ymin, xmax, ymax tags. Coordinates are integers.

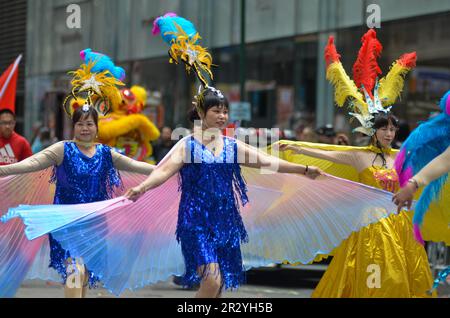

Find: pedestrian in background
<box><xmin>152</xmin><ymin>126</ymin><xmax>176</xmax><ymax>163</ymax></box>
<box><xmin>32</xmin><ymin>127</ymin><xmax>56</xmax><ymax>154</ymax></box>
<box><xmin>0</xmin><ymin>109</ymin><xmax>32</xmax><ymax>165</ymax></box>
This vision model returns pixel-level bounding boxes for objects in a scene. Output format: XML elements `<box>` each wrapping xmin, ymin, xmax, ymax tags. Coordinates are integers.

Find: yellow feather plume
<box><xmin>165</xmin><ymin>23</ymin><xmax>213</xmax><ymax>86</ymax></box>
<box><xmin>378</xmin><ymin>62</ymin><xmax>412</xmax><ymax>107</ymax></box>
<box><xmin>326</xmin><ymin>62</ymin><xmax>369</xmax><ymax>115</ymax></box>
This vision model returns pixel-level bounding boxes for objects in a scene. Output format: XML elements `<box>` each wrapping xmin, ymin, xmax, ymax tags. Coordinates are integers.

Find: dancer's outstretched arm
<box><xmin>124</xmin><ymin>140</ymin><xmax>185</xmax><ymax>201</ymax></box>
<box><xmin>393</xmin><ymin>146</ymin><xmax>450</xmax><ymax>211</ymax></box>
<box><xmin>0</xmin><ymin>142</ymin><xmax>64</xmax><ymax>177</ymax></box>
<box><xmin>412</xmin><ymin>146</ymin><xmax>450</xmax><ymax>187</ymax></box>
<box><xmin>236</xmin><ymin>140</ymin><xmax>322</xmax><ymax>179</ymax></box>
<box><xmin>111</xmin><ymin>151</ymin><xmax>155</xmax><ymax>175</ymax></box>
<box><xmin>275</xmin><ymin>143</ymin><xmax>357</xmax><ymax>166</ymax></box>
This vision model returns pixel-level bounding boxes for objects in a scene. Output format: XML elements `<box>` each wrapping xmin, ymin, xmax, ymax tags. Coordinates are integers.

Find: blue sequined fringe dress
<box><xmin>176</xmin><ymin>136</ymin><xmax>249</xmax><ymax>290</ymax></box>
<box><xmin>48</xmin><ymin>142</ymin><xmax>122</xmax><ymax>288</ymax></box>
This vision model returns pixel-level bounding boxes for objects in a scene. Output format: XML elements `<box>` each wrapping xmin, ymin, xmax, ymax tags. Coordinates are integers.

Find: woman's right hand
<box><xmin>124</xmin><ymin>185</ymin><xmax>146</xmax><ymax>202</ymax></box>
<box><xmin>305</xmin><ymin>166</ymin><xmax>322</xmax><ymax>179</ymax></box>
<box><xmin>392</xmin><ymin>182</ymin><xmax>416</xmax><ymax>213</ymax></box>
<box><xmin>278</xmin><ymin>143</ymin><xmax>303</xmax><ymax>154</ymax></box>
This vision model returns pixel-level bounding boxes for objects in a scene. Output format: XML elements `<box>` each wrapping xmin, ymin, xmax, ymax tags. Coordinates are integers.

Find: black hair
<box><xmin>0</xmin><ymin>109</ymin><xmax>16</xmax><ymax>119</ymax></box>
<box><xmin>39</xmin><ymin>127</ymin><xmax>51</xmax><ymax>140</ymax></box>
<box><xmin>395</xmin><ymin>120</ymin><xmax>410</xmax><ymax>142</ymax></box>
<box><xmin>371</xmin><ymin>113</ymin><xmax>399</xmax><ymax>168</ymax></box>
<box><xmin>188</xmin><ymin>88</ymin><xmax>229</xmax><ymax>123</ymax></box>
<box><xmin>372</xmin><ymin>113</ymin><xmax>399</xmax><ymax>131</ymax></box>
<box><xmin>72</xmin><ymin>107</ymin><xmax>99</xmax><ymax>129</ymax></box>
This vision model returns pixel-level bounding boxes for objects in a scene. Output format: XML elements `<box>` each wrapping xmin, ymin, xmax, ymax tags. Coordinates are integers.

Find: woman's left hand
<box><xmin>392</xmin><ymin>182</ymin><xmax>416</xmax><ymax>213</ymax></box>
<box><xmin>124</xmin><ymin>185</ymin><xmax>145</xmax><ymax>202</ymax></box>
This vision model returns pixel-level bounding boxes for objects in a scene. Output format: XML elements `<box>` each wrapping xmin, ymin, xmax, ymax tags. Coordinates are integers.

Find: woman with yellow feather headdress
<box><xmin>274</xmin><ymin>29</ymin><xmax>443</xmax><ymax>297</ymax></box>
<box><xmin>0</xmin><ymin>50</ymin><xmax>155</xmax><ymax>298</ymax></box>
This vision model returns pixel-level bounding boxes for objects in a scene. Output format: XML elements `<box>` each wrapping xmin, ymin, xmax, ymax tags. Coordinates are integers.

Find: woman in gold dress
<box><xmin>274</xmin><ymin>29</ymin><xmax>439</xmax><ymax>297</ymax></box>
<box><xmin>278</xmin><ymin>114</ymin><xmax>434</xmax><ymax>297</ymax></box>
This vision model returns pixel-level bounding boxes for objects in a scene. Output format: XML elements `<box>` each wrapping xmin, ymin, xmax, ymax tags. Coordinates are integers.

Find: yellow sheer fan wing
<box><xmin>421</xmin><ymin>182</ymin><xmax>450</xmax><ymax>245</ymax></box>
<box><xmin>269</xmin><ymin>141</ymin><xmax>371</xmax><ymax>181</ymax></box>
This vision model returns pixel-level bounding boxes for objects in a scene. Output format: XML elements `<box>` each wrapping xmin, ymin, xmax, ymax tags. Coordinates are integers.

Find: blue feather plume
<box><xmin>152</xmin><ymin>13</ymin><xmax>198</xmax><ymax>44</ymax></box>
<box><xmin>79</xmin><ymin>48</ymin><xmax>125</xmax><ymax>81</ymax></box>
<box><xmin>396</xmin><ymin>91</ymin><xmax>450</xmax><ymax>232</ymax></box>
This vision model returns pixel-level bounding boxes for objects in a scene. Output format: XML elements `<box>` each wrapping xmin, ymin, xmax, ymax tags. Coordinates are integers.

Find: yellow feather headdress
<box><xmin>153</xmin><ymin>13</ymin><xmax>224</xmax><ymax>115</ymax></box>
<box><xmin>63</xmin><ymin>57</ymin><xmax>124</xmax><ymax>116</ymax></box>
<box><xmin>325</xmin><ymin>29</ymin><xmax>417</xmax><ymax>136</ymax></box>
<box><xmin>164</xmin><ymin>23</ymin><xmax>214</xmax><ymax>88</ymax></box>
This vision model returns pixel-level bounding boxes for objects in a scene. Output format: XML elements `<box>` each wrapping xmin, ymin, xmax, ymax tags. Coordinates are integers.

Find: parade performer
<box><xmin>393</xmin><ymin>90</ymin><xmax>450</xmax><ymax>243</ymax></box>
<box><xmin>275</xmin><ymin>29</ymin><xmax>441</xmax><ymax>297</ymax></box>
<box><xmin>0</xmin><ymin>51</ymin><xmax>154</xmax><ymax>298</ymax></box>
<box><xmin>1</xmin><ymin>17</ymin><xmax>407</xmax><ymax>299</ymax></box>
<box><xmin>393</xmin><ymin>90</ymin><xmax>450</xmax><ymax>294</ymax></box>
<box><xmin>131</xmin><ymin>12</ymin><xmax>319</xmax><ymax>297</ymax></box>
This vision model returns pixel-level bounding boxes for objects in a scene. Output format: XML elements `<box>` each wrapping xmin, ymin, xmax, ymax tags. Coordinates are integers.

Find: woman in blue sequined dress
<box><xmin>0</xmin><ymin>106</ymin><xmax>154</xmax><ymax>297</ymax></box>
<box><xmin>125</xmin><ymin>87</ymin><xmax>322</xmax><ymax>297</ymax></box>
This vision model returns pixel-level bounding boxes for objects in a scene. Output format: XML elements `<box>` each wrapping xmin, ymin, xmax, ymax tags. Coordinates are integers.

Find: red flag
<box><xmin>0</xmin><ymin>55</ymin><xmax>22</xmax><ymax>113</ymax></box>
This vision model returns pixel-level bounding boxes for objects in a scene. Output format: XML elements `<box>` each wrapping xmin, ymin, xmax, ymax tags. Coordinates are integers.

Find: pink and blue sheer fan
<box><xmin>3</xmin><ymin>137</ymin><xmax>402</xmax><ymax>296</ymax></box>
<box><xmin>0</xmin><ymin>168</ymin><xmax>150</xmax><ymax>297</ymax></box>
<box><xmin>0</xmin><ymin>169</ymin><xmax>54</xmax><ymax>297</ymax></box>
<box><xmin>395</xmin><ymin>90</ymin><xmax>450</xmax><ymax>244</ymax></box>
<box><xmin>240</xmin><ymin>168</ymin><xmax>407</xmax><ymax>267</ymax></box>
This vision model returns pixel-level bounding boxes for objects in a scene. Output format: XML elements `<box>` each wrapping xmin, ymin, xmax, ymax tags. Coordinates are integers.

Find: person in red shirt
<box><xmin>0</xmin><ymin>109</ymin><xmax>32</xmax><ymax>165</ymax></box>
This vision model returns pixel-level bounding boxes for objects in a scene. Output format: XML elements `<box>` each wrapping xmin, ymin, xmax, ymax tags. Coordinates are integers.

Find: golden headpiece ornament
<box><xmin>63</xmin><ymin>49</ymin><xmax>125</xmax><ymax>116</ymax></box>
